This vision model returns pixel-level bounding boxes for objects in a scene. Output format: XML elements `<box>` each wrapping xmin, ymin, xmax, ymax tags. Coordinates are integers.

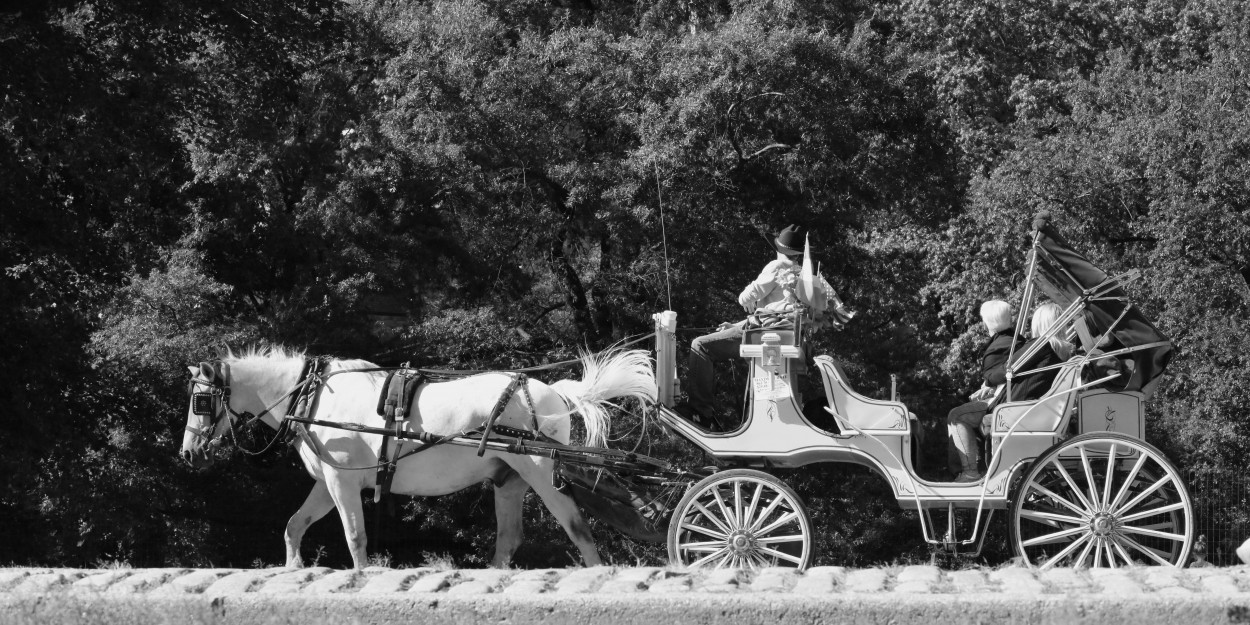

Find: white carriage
<box><xmin>651</xmin><ymin>219</ymin><xmax>1191</xmax><ymax>570</ymax></box>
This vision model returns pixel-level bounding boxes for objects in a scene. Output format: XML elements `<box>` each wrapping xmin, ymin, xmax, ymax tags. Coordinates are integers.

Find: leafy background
<box><xmin>3</xmin><ymin>0</ymin><xmax>1248</xmax><ymax>568</ymax></box>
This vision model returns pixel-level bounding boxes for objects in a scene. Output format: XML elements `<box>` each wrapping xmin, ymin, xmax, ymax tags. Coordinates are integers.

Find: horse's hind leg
<box><xmin>513</xmin><ymin>460</ymin><xmax>602</xmax><ymax>566</ymax></box>
<box><xmin>491</xmin><ymin>470</ymin><xmax>529</xmax><ymax>568</ymax></box>
<box><xmin>285</xmin><ymin>480</ymin><xmax>336</xmax><ymax>568</ymax></box>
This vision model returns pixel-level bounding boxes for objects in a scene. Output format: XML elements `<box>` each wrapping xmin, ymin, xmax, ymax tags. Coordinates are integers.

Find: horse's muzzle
<box><xmin>180</xmin><ymin>447</ymin><xmax>214</xmax><ymax>469</ymax></box>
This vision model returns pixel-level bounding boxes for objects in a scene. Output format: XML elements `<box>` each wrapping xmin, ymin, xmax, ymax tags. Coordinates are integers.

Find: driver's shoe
<box><xmin>674</xmin><ymin>402</ymin><xmax>720</xmax><ymax>432</ymax></box>
<box><xmin>953</xmin><ymin>471</ymin><xmax>983</xmax><ymax>483</ymax></box>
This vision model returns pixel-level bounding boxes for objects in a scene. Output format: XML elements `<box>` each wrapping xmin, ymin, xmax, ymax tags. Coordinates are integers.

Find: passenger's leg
<box><xmin>946</xmin><ymin>401</ymin><xmax>988</xmax><ymax>481</ymax></box>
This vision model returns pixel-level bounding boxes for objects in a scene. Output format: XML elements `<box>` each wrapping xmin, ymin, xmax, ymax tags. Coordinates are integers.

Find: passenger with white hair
<box><xmin>1007</xmin><ymin>302</ymin><xmax>1072</xmax><ymax>402</ymax></box>
<box><xmin>946</xmin><ymin>300</ymin><xmax>1021</xmax><ymax>482</ymax></box>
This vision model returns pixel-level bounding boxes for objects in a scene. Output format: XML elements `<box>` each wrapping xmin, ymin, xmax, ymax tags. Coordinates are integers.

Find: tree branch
<box><xmin>725</xmin><ymin>92</ymin><xmax>786</xmax><ymax>165</ymax></box>
<box><xmin>747</xmin><ymin>143</ymin><xmax>793</xmax><ymax>160</ymax></box>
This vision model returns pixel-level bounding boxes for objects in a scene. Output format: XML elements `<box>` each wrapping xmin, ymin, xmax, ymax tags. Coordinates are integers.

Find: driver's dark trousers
<box><xmin>685</xmin><ymin>325</ymin><xmax>745</xmax><ymax>422</ymax></box>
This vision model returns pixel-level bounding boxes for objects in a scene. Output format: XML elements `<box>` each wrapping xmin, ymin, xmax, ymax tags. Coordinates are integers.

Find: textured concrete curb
<box><xmin>4</xmin><ymin>565</ymin><xmax>1250</xmax><ymax>624</ymax></box>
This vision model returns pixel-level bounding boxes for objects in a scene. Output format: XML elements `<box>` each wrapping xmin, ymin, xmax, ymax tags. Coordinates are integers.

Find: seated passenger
<box><xmin>1007</xmin><ymin>303</ymin><xmax>1072</xmax><ymax>402</ymax></box>
<box><xmin>676</xmin><ymin>224</ymin><xmax>848</xmax><ymax>431</ymax></box>
<box><xmin>946</xmin><ymin>301</ymin><xmax>1071</xmax><ymax>482</ymax></box>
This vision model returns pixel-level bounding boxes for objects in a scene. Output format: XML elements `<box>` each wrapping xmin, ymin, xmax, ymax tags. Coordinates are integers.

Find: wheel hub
<box><xmin>729</xmin><ymin>531</ymin><xmax>755</xmax><ymax>555</ymax></box>
<box><xmin>1090</xmin><ymin>513</ymin><xmax>1117</xmax><ymax>537</ymax></box>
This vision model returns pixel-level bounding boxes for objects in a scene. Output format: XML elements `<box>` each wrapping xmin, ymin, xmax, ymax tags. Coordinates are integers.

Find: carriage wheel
<box><xmin>1010</xmin><ymin>432</ymin><xmax>1193</xmax><ymax>568</ymax></box>
<box><xmin>667</xmin><ymin>469</ymin><xmax>813</xmax><ymax>570</ymax></box>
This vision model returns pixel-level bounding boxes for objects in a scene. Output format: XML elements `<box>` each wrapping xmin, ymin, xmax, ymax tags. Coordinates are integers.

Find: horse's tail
<box><xmin>550</xmin><ymin>349</ymin><xmax>657</xmax><ymax>447</ymax></box>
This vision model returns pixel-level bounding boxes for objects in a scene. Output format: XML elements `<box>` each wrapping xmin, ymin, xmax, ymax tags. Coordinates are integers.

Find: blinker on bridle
<box><xmin>186</xmin><ymin>361</ymin><xmax>235</xmax><ymax>445</ymax></box>
<box><xmin>192</xmin><ymin>392</ymin><xmax>215</xmax><ymax>416</ymax></box>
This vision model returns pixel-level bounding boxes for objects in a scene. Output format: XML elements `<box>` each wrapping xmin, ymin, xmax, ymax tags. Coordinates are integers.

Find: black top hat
<box><xmin>774</xmin><ymin>224</ymin><xmax>807</xmax><ymax>256</ymax></box>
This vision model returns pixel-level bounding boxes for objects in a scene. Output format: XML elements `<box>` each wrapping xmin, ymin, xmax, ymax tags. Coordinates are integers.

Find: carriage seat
<box><xmin>989</xmin><ymin>357</ymin><xmax>1084</xmax><ymax>436</ymax></box>
<box><xmin>813</xmin><ymin>356</ymin><xmax>913</xmax><ymax>433</ymax></box>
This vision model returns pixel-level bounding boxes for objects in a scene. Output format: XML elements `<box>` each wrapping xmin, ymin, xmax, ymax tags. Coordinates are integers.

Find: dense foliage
<box><xmin>3</xmin><ymin>0</ymin><xmax>1248</xmax><ymax>568</ymax></box>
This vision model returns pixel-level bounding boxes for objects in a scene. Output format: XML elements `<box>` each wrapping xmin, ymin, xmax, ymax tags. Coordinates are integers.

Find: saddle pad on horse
<box><xmin>377</xmin><ymin>370</ymin><xmax>426</xmax><ymax>421</ymax></box>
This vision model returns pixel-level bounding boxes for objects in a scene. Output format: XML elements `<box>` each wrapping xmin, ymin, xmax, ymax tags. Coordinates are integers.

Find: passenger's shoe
<box><xmin>953</xmin><ymin>471</ymin><xmax>984</xmax><ymax>483</ymax></box>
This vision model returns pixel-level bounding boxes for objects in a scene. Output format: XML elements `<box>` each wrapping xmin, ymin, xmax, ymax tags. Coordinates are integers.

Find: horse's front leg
<box><xmin>325</xmin><ymin>472</ymin><xmax>369</xmax><ymax>568</ymax></box>
<box><xmin>285</xmin><ymin>480</ymin><xmax>336</xmax><ymax>568</ymax></box>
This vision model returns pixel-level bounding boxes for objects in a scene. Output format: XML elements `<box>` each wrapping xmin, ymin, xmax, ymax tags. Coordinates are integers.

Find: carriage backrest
<box><xmin>990</xmin><ymin>357</ymin><xmax>1084</xmax><ymax>435</ymax></box>
<box><xmin>814</xmin><ymin>356</ymin><xmax>910</xmax><ymax>432</ymax></box>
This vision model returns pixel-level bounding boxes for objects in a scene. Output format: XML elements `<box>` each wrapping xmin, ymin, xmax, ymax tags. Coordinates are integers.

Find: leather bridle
<box><xmin>185</xmin><ymin>359</ymin><xmax>320</xmax><ymax>455</ymax></box>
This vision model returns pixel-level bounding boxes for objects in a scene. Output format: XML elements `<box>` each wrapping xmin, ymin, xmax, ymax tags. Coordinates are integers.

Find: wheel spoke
<box><xmin>1108</xmin><ymin>535</ymin><xmax>1137</xmax><ymax>565</ymax></box>
<box><xmin>680</xmin><ymin>521</ymin><xmax>727</xmax><ymax>540</ymax></box>
<box><xmin>1117</xmin><ymin>525</ymin><xmax>1186</xmax><ymax>543</ymax></box>
<box><xmin>689</xmin><ymin>546</ymin><xmax>731</xmax><ymax>568</ymax></box>
<box><xmin>733</xmin><ymin>481</ymin><xmax>744</xmax><ymax>529</ymax></box>
<box><xmin>748</xmin><ymin>493</ymin><xmax>785</xmax><ymax>533</ymax></box>
<box><xmin>744</xmin><ymin>483</ymin><xmax>763</xmax><ymax>532</ymax></box>
<box><xmin>748</xmin><ymin>552</ymin><xmax>770</xmax><ymax>570</ymax></box>
<box><xmin>680</xmin><ymin>540</ymin><xmax>728</xmax><ymax>552</ymax></box>
<box><xmin>757</xmin><ymin>546</ymin><xmax>803</xmax><ymax>565</ymax></box>
<box><xmin>1077</xmin><ymin>536</ymin><xmax>1097</xmax><ymax>568</ymax></box>
<box><xmin>1028</xmin><ymin>481</ymin><xmax>1092</xmax><ymax>519</ymax></box>
<box><xmin>1132</xmin><ymin>520</ymin><xmax>1178</xmax><ymax>532</ymax></box>
<box><xmin>1102</xmin><ymin>540</ymin><xmax>1117</xmax><ymax>569</ymax></box>
<box><xmin>1039</xmin><ymin>531</ymin><xmax>1093</xmax><ymax>569</ymax></box>
<box><xmin>692</xmin><ymin>501</ymin><xmax>732</xmax><ymax>536</ymax></box>
<box><xmin>1117</xmin><ymin>501</ymin><xmax>1187</xmax><ymax>524</ymax></box>
<box><xmin>1078</xmin><ymin>446</ymin><xmax>1103</xmax><ymax>510</ymax></box>
<box><xmin>1113</xmin><ymin>474</ymin><xmax>1172</xmax><ymax>518</ymax></box>
<box><xmin>1117</xmin><ymin>533</ymin><xmax>1175</xmax><ymax>566</ymax></box>
<box><xmin>711</xmin><ymin>486</ymin><xmax>738</xmax><ymax>531</ymax></box>
<box><xmin>756</xmin><ymin>534</ymin><xmax>806</xmax><ymax>545</ymax></box>
<box><xmin>1053</xmin><ymin>458</ymin><xmax>1097</xmax><ymax>513</ymax></box>
<box><xmin>1102</xmin><ymin>443</ymin><xmax>1118</xmax><ymax>509</ymax></box>
<box><xmin>756</xmin><ymin>510</ymin><xmax>800</xmax><ymax>537</ymax></box>
<box><xmin>1108</xmin><ymin>453</ymin><xmax>1148</xmax><ymax>512</ymax></box>
<box><xmin>1022</xmin><ymin>524</ymin><xmax>1090</xmax><ymax>548</ymax></box>
<box><xmin>1018</xmin><ymin>508</ymin><xmax>1085</xmax><ymax>526</ymax></box>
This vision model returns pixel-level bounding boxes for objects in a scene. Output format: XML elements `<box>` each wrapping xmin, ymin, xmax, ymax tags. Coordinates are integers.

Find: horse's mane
<box><xmin>219</xmin><ymin>344</ymin><xmax>307</xmax><ymax>365</ymax></box>
<box><xmin>217</xmin><ymin>345</ymin><xmax>377</xmax><ymax>371</ymax></box>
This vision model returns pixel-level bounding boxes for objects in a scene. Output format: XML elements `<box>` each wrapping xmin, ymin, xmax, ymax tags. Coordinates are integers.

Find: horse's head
<box><xmin>180</xmin><ymin>361</ymin><xmax>231</xmax><ymax>468</ymax></box>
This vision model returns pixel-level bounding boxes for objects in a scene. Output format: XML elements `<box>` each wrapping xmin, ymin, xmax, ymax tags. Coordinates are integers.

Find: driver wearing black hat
<box><xmin>676</xmin><ymin>225</ymin><xmax>834</xmax><ymax>431</ymax></box>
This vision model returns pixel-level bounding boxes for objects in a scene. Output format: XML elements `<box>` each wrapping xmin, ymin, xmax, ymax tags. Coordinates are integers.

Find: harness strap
<box><xmin>374</xmin><ymin>370</ymin><xmax>426</xmax><ymax>504</ymax></box>
<box><xmin>477</xmin><ymin>374</ymin><xmax>528</xmax><ymax>457</ymax></box>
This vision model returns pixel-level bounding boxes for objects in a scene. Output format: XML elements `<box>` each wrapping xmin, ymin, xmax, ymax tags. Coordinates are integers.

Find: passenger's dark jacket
<box><xmin>1007</xmin><ymin>338</ymin><xmax>1065</xmax><ymax>402</ymax></box>
<box><xmin>981</xmin><ymin>330</ymin><xmax>1022</xmax><ymax>387</ymax></box>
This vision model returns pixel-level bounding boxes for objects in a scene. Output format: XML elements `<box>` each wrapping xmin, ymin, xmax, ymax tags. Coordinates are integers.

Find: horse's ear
<box><xmin>199</xmin><ymin>362</ymin><xmax>215</xmax><ymax>381</ymax></box>
<box><xmin>187</xmin><ymin>365</ymin><xmax>199</xmax><ymax>377</ymax></box>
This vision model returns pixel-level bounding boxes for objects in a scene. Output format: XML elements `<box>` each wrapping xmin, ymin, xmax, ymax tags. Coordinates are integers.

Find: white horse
<box><xmin>179</xmin><ymin>346</ymin><xmax>656</xmax><ymax>569</ymax></box>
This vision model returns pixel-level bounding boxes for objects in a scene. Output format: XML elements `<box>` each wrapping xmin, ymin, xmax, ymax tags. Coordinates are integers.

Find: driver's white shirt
<box><xmin>738</xmin><ymin>258</ymin><xmax>800</xmax><ymax>313</ymax></box>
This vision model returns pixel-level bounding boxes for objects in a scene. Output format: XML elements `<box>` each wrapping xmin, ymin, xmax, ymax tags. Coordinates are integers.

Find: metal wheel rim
<box><xmin>672</xmin><ymin>474</ymin><xmax>811</xmax><ymax>570</ymax></box>
<box><xmin>1011</xmin><ymin>434</ymin><xmax>1193</xmax><ymax>568</ymax></box>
